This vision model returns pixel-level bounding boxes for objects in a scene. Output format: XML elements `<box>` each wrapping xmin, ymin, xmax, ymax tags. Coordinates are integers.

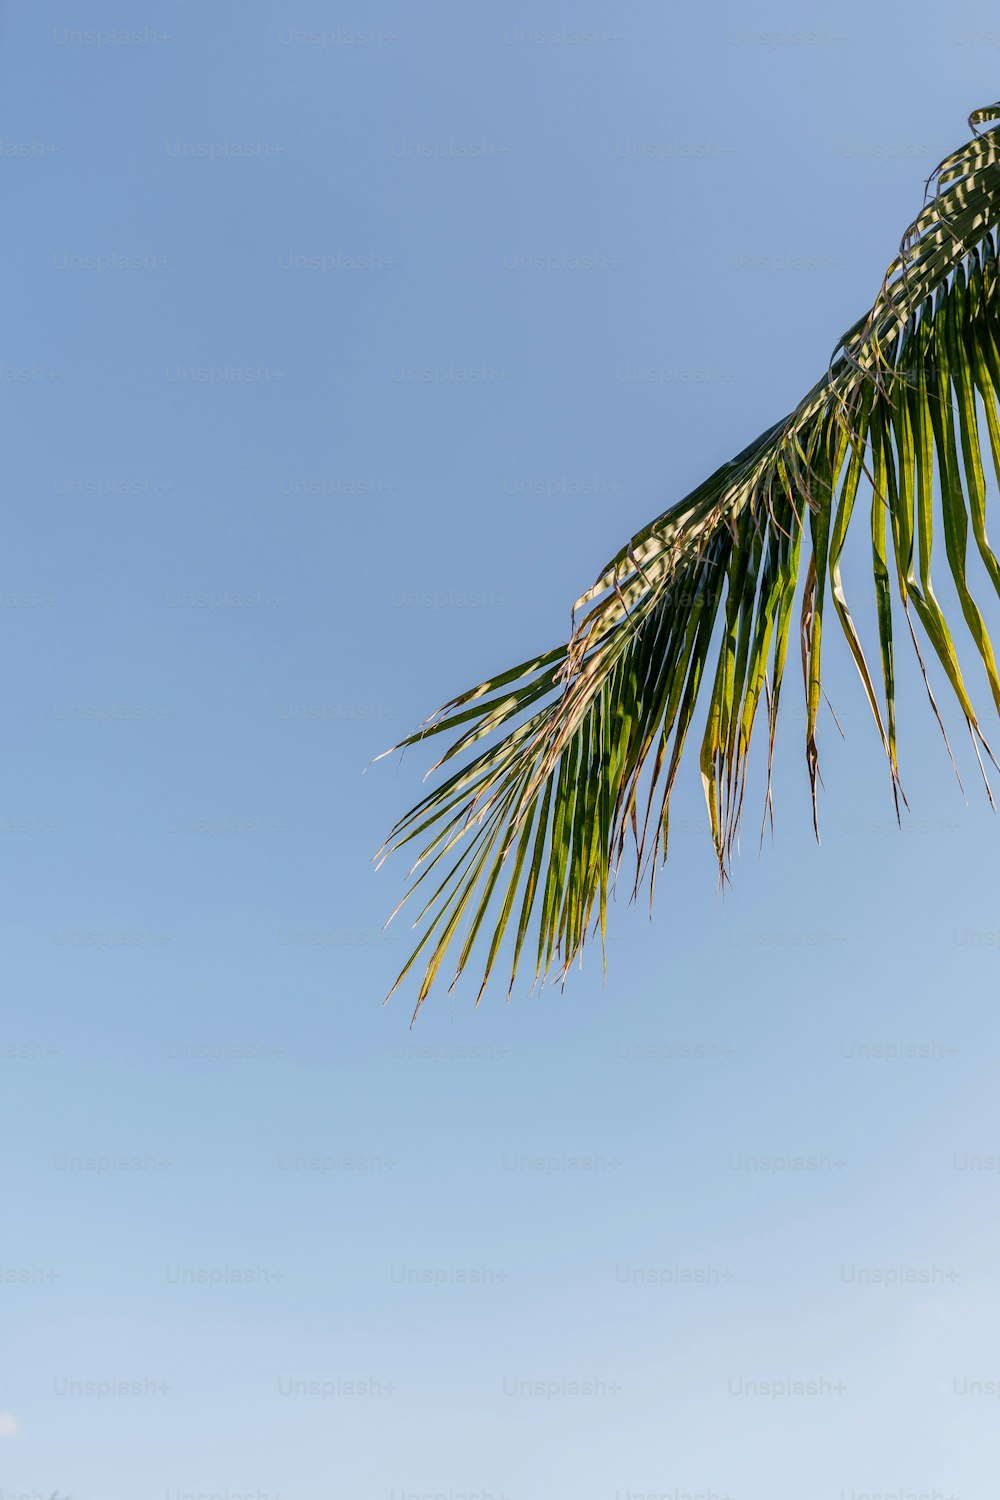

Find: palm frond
<box><xmin>378</xmin><ymin>101</ymin><xmax>1000</xmax><ymax>1022</ymax></box>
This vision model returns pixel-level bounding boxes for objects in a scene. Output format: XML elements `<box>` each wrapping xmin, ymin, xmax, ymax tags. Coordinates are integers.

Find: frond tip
<box><xmin>377</xmin><ymin>100</ymin><xmax>1000</xmax><ymax>1022</ymax></box>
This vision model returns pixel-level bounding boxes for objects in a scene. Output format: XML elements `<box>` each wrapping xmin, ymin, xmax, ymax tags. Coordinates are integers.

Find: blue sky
<box><xmin>6</xmin><ymin>2</ymin><xmax>1000</xmax><ymax>1497</ymax></box>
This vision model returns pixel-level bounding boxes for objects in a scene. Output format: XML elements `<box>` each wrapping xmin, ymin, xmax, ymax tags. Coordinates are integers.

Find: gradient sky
<box><xmin>6</xmin><ymin>3</ymin><xmax>1000</xmax><ymax>1497</ymax></box>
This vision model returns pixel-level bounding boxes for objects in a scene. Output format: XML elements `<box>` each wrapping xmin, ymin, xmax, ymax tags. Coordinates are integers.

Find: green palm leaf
<box><xmin>378</xmin><ymin>101</ymin><xmax>1000</xmax><ymax>1023</ymax></box>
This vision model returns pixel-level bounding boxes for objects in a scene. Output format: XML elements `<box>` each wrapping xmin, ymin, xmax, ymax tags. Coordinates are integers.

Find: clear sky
<box><xmin>5</xmin><ymin>2</ymin><xmax>1000</xmax><ymax>1497</ymax></box>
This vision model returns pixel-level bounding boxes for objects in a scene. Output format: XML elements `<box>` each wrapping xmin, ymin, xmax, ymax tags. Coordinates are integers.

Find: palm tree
<box><xmin>378</xmin><ymin>100</ymin><xmax>1000</xmax><ymax>1023</ymax></box>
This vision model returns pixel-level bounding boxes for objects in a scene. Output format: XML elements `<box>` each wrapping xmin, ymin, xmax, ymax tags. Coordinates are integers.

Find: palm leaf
<box><xmin>377</xmin><ymin>101</ymin><xmax>1000</xmax><ymax>1023</ymax></box>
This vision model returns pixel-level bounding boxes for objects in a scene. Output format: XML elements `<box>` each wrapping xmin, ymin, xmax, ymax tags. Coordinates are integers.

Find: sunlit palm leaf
<box><xmin>378</xmin><ymin>102</ymin><xmax>1000</xmax><ymax>1022</ymax></box>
